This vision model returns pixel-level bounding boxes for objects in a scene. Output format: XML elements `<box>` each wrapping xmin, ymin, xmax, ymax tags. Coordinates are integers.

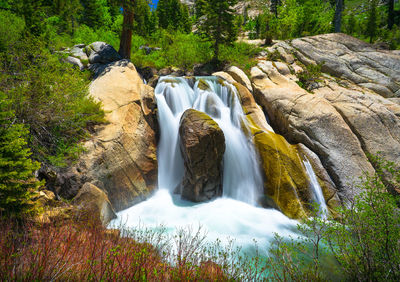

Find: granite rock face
<box><xmin>273</xmin><ymin>33</ymin><xmax>400</xmax><ymax>98</ymax></box>
<box><xmin>57</xmin><ymin>60</ymin><xmax>158</xmax><ymax>212</ymax></box>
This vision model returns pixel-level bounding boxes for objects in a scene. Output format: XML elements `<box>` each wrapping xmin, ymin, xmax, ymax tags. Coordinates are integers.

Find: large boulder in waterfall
<box><xmin>57</xmin><ymin>60</ymin><xmax>158</xmax><ymax>212</ymax></box>
<box><xmin>72</xmin><ymin>183</ymin><xmax>116</xmax><ymax>225</ymax></box>
<box><xmin>85</xmin><ymin>41</ymin><xmax>121</xmax><ymax>64</ymax></box>
<box><xmin>251</xmin><ymin>62</ymin><xmax>375</xmax><ymax>201</ymax></box>
<box><xmin>272</xmin><ymin>33</ymin><xmax>400</xmax><ymax>98</ymax></box>
<box><xmin>179</xmin><ymin>109</ymin><xmax>225</xmax><ymax>202</ymax></box>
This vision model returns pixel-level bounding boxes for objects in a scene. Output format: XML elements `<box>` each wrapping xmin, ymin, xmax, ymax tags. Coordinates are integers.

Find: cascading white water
<box><xmin>156</xmin><ymin>76</ymin><xmax>263</xmax><ymax>205</ymax></box>
<box><xmin>303</xmin><ymin>158</ymin><xmax>329</xmax><ymax>219</ymax></box>
<box><xmin>111</xmin><ymin>76</ymin><xmax>299</xmax><ymax>254</ymax></box>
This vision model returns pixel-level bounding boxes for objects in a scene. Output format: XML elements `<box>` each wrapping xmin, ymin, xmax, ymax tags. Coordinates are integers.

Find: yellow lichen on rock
<box><xmin>234</xmin><ymin>82</ymin><xmax>314</xmax><ymax>219</ymax></box>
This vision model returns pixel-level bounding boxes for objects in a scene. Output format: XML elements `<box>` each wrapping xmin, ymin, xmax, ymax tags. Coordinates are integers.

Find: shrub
<box><xmin>268</xmin><ymin>156</ymin><xmax>400</xmax><ymax>281</ymax></box>
<box><xmin>0</xmin><ymin>10</ymin><xmax>25</xmax><ymax>51</ymax></box>
<box><xmin>0</xmin><ymin>219</ymin><xmax>269</xmax><ymax>280</ymax></box>
<box><xmin>220</xmin><ymin>42</ymin><xmax>262</xmax><ymax>73</ymax></box>
<box><xmin>0</xmin><ymin>39</ymin><xmax>105</xmax><ymax>167</ymax></box>
<box><xmin>296</xmin><ymin>62</ymin><xmax>323</xmax><ymax>92</ymax></box>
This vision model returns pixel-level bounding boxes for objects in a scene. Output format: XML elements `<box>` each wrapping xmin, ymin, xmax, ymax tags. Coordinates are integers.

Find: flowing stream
<box><xmin>111</xmin><ymin>77</ymin><xmax>312</xmax><ymax>255</ymax></box>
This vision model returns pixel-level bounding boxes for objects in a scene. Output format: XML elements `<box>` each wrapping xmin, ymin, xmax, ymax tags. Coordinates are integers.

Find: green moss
<box><xmin>197</xmin><ymin>79</ymin><xmax>210</xmax><ymax>91</ymax></box>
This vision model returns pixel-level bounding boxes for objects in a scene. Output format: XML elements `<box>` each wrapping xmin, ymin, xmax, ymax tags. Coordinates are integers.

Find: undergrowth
<box><xmin>0</xmin><ymin>218</ymin><xmax>269</xmax><ymax>281</ymax></box>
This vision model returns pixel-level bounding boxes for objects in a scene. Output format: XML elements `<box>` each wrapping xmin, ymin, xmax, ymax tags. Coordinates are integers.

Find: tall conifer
<box><xmin>198</xmin><ymin>0</ymin><xmax>238</xmax><ymax>62</ymax></box>
<box><xmin>0</xmin><ymin>93</ymin><xmax>39</xmax><ymax>218</ymax></box>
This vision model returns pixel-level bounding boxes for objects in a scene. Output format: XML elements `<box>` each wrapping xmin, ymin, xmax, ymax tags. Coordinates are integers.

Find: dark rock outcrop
<box><xmin>179</xmin><ymin>109</ymin><xmax>225</xmax><ymax>202</ymax></box>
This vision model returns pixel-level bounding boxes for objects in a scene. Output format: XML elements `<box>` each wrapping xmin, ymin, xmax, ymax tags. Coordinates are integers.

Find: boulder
<box><xmin>58</xmin><ymin>60</ymin><xmax>158</xmax><ymax>212</ymax></box>
<box><xmin>233</xmin><ymin>82</ymin><xmax>274</xmax><ymax>133</ymax></box>
<box><xmin>272</xmin><ymin>33</ymin><xmax>400</xmax><ymax>97</ymax></box>
<box><xmin>72</xmin><ymin>183</ymin><xmax>116</xmax><ymax>225</ymax></box>
<box><xmin>251</xmin><ymin>62</ymin><xmax>375</xmax><ymax>201</ymax></box>
<box><xmin>86</xmin><ymin>41</ymin><xmax>121</xmax><ymax>64</ymax></box>
<box><xmin>179</xmin><ymin>109</ymin><xmax>225</xmax><ymax>202</ymax></box>
<box><xmin>65</xmin><ymin>56</ymin><xmax>85</xmax><ymax>71</ymax></box>
<box><xmin>212</xmin><ymin>71</ymin><xmax>236</xmax><ymax>85</ymax></box>
<box><xmin>70</xmin><ymin>46</ymin><xmax>89</xmax><ymax>62</ymax></box>
<box><xmin>225</xmin><ymin>66</ymin><xmax>253</xmax><ymax>93</ymax></box>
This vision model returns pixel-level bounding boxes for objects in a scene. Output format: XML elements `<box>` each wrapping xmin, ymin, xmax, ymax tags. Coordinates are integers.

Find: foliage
<box><xmin>366</xmin><ymin>0</ymin><xmax>378</xmax><ymax>43</ymax></box>
<box><xmin>132</xmin><ymin>0</ymin><xmax>158</xmax><ymax>37</ymax></box>
<box><xmin>0</xmin><ymin>10</ymin><xmax>25</xmax><ymax>51</ymax></box>
<box><xmin>80</xmin><ymin>0</ymin><xmax>113</xmax><ymax>29</ymax></box>
<box><xmin>157</xmin><ymin>0</ymin><xmax>191</xmax><ymax>32</ymax></box>
<box><xmin>219</xmin><ymin>42</ymin><xmax>261</xmax><ymax>73</ymax></box>
<box><xmin>197</xmin><ymin>0</ymin><xmax>239</xmax><ymax>62</ymax></box>
<box><xmin>0</xmin><ymin>37</ymin><xmax>105</xmax><ymax>167</ymax></box>
<box><xmin>296</xmin><ymin>62</ymin><xmax>323</xmax><ymax>92</ymax></box>
<box><xmin>0</xmin><ymin>92</ymin><xmax>40</xmax><ymax>218</ymax></box>
<box><xmin>268</xmin><ymin>156</ymin><xmax>400</xmax><ymax>281</ymax></box>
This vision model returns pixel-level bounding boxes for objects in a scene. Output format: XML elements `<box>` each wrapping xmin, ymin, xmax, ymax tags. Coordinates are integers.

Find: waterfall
<box><xmin>303</xmin><ymin>158</ymin><xmax>329</xmax><ymax>219</ymax></box>
<box><xmin>155</xmin><ymin>76</ymin><xmax>263</xmax><ymax>205</ymax></box>
<box><xmin>110</xmin><ymin>76</ymin><xmax>299</xmax><ymax>257</ymax></box>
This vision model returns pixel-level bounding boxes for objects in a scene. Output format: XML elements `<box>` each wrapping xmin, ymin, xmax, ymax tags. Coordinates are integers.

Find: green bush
<box><xmin>268</xmin><ymin>155</ymin><xmax>400</xmax><ymax>281</ymax></box>
<box><xmin>0</xmin><ymin>39</ymin><xmax>105</xmax><ymax>167</ymax></box>
<box><xmin>164</xmin><ymin>33</ymin><xmax>212</xmax><ymax>70</ymax></box>
<box><xmin>296</xmin><ymin>63</ymin><xmax>324</xmax><ymax>92</ymax></box>
<box><xmin>0</xmin><ymin>10</ymin><xmax>25</xmax><ymax>51</ymax></box>
<box><xmin>220</xmin><ymin>42</ymin><xmax>261</xmax><ymax>73</ymax></box>
<box><xmin>72</xmin><ymin>25</ymin><xmax>120</xmax><ymax>50</ymax></box>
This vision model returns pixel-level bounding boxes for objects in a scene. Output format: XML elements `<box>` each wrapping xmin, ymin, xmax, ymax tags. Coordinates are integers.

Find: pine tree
<box><xmin>194</xmin><ymin>0</ymin><xmax>207</xmax><ymax>19</ymax></box>
<box><xmin>366</xmin><ymin>0</ymin><xmax>378</xmax><ymax>43</ymax></box>
<box><xmin>157</xmin><ymin>0</ymin><xmax>191</xmax><ymax>32</ymax></box>
<box><xmin>0</xmin><ymin>93</ymin><xmax>40</xmax><ymax>218</ymax></box>
<box><xmin>81</xmin><ymin>0</ymin><xmax>112</xmax><ymax>29</ymax></box>
<box><xmin>198</xmin><ymin>0</ymin><xmax>238</xmax><ymax>63</ymax></box>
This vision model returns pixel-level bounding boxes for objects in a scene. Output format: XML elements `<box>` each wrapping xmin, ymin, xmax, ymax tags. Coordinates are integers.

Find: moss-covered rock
<box><xmin>234</xmin><ymin>83</ymin><xmax>318</xmax><ymax>219</ymax></box>
<box><xmin>253</xmin><ymin>130</ymin><xmax>312</xmax><ymax>219</ymax></box>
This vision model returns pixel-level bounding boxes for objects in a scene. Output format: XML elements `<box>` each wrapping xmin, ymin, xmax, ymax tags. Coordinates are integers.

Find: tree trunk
<box><xmin>119</xmin><ymin>2</ymin><xmax>134</xmax><ymax>60</ymax></box>
<box><xmin>334</xmin><ymin>0</ymin><xmax>344</xmax><ymax>33</ymax></box>
<box><xmin>388</xmin><ymin>0</ymin><xmax>394</xmax><ymax>29</ymax></box>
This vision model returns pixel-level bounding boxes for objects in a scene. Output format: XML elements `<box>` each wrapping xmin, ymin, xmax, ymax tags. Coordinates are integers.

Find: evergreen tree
<box><xmin>194</xmin><ymin>0</ymin><xmax>207</xmax><ymax>19</ymax></box>
<box><xmin>270</xmin><ymin>0</ymin><xmax>281</xmax><ymax>17</ymax></box>
<box><xmin>0</xmin><ymin>93</ymin><xmax>40</xmax><ymax>218</ymax></box>
<box><xmin>133</xmin><ymin>0</ymin><xmax>156</xmax><ymax>36</ymax></box>
<box><xmin>80</xmin><ymin>0</ymin><xmax>112</xmax><ymax>29</ymax></box>
<box><xmin>366</xmin><ymin>0</ymin><xmax>378</xmax><ymax>43</ymax></box>
<box><xmin>198</xmin><ymin>0</ymin><xmax>238</xmax><ymax>62</ymax></box>
<box><xmin>157</xmin><ymin>0</ymin><xmax>191</xmax><ymax>32</ymax></box>
<box><xmin>52</xmin><ymin>0</ymin><xmax>82</xmax><ymax>33</ymax></box>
